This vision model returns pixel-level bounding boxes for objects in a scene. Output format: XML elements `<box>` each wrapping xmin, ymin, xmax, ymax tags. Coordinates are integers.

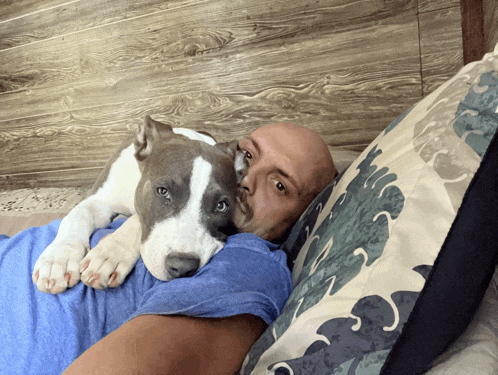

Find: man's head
<box><xmin>234</xmin><ymin>123</ymin><xmax>338</xmax><ymax>241</ymax></box>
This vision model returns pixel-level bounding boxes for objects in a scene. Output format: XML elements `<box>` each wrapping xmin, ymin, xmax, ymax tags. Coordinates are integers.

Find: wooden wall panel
<box><xmin>418</xmin><ymin>0</ymin><xmax>459</xmax><ymax>13</ymax></box>
<box><xmin>419</xmin><ymin>6</ymin><xmax>463</xmax><ymax>95</ymax></box>
<box><xmin>1</xmin><ymin>0</ymin><xmax>418</xmax><ymax>93</ymax></box>
<box><xmin>460</xmin><ymin>0</ymin><xmax>485</xmax><ymax>64</ymax></box>
<box><xmin>0</xmin><ymin>0</ymin><xmax>464</xmax><ymax>190</ymax></box>
<box><xmin>0</xmin><ymin>0</ymin><xmax>72</xmax><ymax>22</ymax></box>
<box><xmin>484</xmin><ymin>0</ymin><xmax>498</xmax><ymax>52</ymax></box>
<box><xmin>0</xmin><ymin>0</ymin><xmax>181</xmax><ymax>51</ymax></box>
<box><xmin>0</xmin><ymin>11</ymin><xmax>421</xmax><ymax>122</ymax></box>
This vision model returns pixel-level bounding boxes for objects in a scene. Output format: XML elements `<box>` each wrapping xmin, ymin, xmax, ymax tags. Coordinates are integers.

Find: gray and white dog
<box><xmin>32</xmin><ymin>116</ymin><xmax>246</xmax><ymax>294</ymax></box>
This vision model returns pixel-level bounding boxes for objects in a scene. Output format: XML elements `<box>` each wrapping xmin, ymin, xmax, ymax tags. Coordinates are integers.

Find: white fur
<box><xmin>80</xmin><ymin>215</ymin><xmax>142</xmax><ymax>289</ymax></box>
<box><xmin>32</xmin><ymin>144</ymin><xmax>140</xmax><ymax>293</ymax></box>
<box><xmin>140</xmin><ymin>156</ymin><xmax>224</xmax><ymax>281</ymax></box>
<box><xmin>33</xmin><ymin>128</ymin><xmax>219</xmax><ymax>293</ymax></box>
<box><xmin>173</xmin><ymin>128</ymin><xmax>216</xmax><ymax>145</ymax></box>
<box><xmin>92</xmin><ymin>144</ymin><xmax>141</xmax><ymax>214</ymax></box>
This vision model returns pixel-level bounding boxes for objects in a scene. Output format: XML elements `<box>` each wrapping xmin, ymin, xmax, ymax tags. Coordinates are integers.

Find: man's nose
<box><xmin>240</xmin><ymin>173</ymin><xmax>254</xmax><ymax>194</ymax></box>
<box><xmin>240</xmin><ymin>161</ymin><xmax>264</xmax><ymax>195</ymax></box>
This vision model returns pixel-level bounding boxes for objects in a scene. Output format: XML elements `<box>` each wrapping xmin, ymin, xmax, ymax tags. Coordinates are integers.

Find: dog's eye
<box><xmin>156</xmin><ymin>187</ymin><xmax>170</xmax><ymax>199</ymax></box>
<box><xmin>215</xmin><ymin>201</ymin><xmax>229</xmax><ymax>213</ymax></box>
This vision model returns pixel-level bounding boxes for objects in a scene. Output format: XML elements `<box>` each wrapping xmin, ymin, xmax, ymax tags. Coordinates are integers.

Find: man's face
<box><xmin>234</xmin><ymin>124</ymin><xmax>323</xmax><ymax>241</ymax></box>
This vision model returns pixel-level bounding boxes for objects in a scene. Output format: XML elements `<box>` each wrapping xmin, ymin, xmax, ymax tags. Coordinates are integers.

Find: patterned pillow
<box><xmin>240</xmin><ymin>44</ymin><xmax>498</xmax><ymax>375</ymax></box>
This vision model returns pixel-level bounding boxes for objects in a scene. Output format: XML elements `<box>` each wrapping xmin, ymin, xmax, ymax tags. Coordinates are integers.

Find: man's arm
<box><xmin>63</xmin><ymin>314</ymin><xmax>266</xmax><ymax>375</ymax></box>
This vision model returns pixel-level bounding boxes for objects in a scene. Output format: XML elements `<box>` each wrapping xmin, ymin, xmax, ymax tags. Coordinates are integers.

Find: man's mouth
<box><xmin>234</xmin><ymin>188</ymin><xmax>275</xmax><ymax>240</ymax></box>
<box><xmin>235</xmin><ymin>191</ymin><xmax>250</xmax><ymax>215</ymax></box>
<box><xmin>236</xmin><ymin>195</ymin><xmax>246</xmax><ymax>214</ymax></box>
<box><xmin>234</xmin><ymin>188</ymin><xmax>254</xmax><ymax>224</ymax></box>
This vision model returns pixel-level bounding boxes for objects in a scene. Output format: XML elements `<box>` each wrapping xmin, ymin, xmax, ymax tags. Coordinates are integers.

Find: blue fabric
<box><xmin>0</xmin><ymin>219</ymin><xmax>292</xmax><ymax>375</ymax></box>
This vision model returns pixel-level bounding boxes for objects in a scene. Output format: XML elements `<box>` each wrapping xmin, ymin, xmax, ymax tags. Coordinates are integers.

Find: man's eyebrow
<box><xmin>247</xmin><ymin>137</ymin><xmax>261</xmax><ymax>155</ymax></box>
<box><xmin>249</xmin><ymin>137</ymin><xmax>299</xmax><ymax>191</ymax></box>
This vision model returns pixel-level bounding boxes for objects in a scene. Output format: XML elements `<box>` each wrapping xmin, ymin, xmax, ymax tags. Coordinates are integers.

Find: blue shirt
<box><xmin>0</xmin><ymin>218</ymin><xmax>292</xmax><ymax>375</ymax></box>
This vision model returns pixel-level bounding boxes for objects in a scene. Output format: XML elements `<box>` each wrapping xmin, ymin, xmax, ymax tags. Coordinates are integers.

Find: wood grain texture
<box><xmin>460</xmin><ymin>0</ymin><xmax>485</xmax><ymax>63</ymax></box>
<box><xmin>0</xmin><ymin>0</ymin><xmax>205</xmax><ymax>52</ymax></box>
<box><xmin>418</xmin><ymin>0</ymin><xmax>460</xmax><ymax>13</ymax></box>
<box><xmin>0</xmin><ymin>12</ymin><xmax>422</xmax><ymax>121</ymax></box>
<box><xmin>0</xmin><ymin>168</ymin><xmax>102</xmax><ymax>190</ymax></box>
<box><xmin>419</xmin><ymin>6</ymin><xmax>463</xmax><ymax>95</ymax></box>
<box><xmin>0</xmin><ymin>0</ymin><xmax>464</xmax><ymax>190</ymax></box>
<box><xmin>0</xmin><ymin>0</ymin><xmax>417</xmax><ymax>94</ymax></box>
<box><xmin>484</xmin><ymin>0</ymin><xmax>498</xmax><ymax>52</ymax></box>
<box><xmin>0</xmin><ymin>0</ymin><xmax>74</xmax><ymax>22</ymax></box>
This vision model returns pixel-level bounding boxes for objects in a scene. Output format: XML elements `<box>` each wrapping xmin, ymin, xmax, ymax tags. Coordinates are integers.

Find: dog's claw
<box><xmin>79</xmin><ymin>229</ymin><xmax>139</xmax><ymax>290</ymax></box>
<box><xmin>108</xmin><ymin>272</ymin><xmax>118</xmax><ymax>287</ymax></box>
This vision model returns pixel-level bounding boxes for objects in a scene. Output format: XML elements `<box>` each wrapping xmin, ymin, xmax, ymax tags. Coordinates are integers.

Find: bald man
<box><xmin>236</xmin><ymin>123</ymin><xmax>337</xmax><ymax>241</ymax></box>
<box><xmin>43</xmin><ymin>124</ymin><xmax>337</xmax><ymax>375</ymax></box>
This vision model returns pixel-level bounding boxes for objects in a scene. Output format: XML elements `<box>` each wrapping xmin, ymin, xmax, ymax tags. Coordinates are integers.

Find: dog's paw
<box><xmin>32</xmin><ymin>243</ymin><xmax>86</xmax><ymax>294</ymax></box>
<box><xmin>79</xmin><ymin>235</ymin><xmax>139</xmax><ymax>289</ymax></box>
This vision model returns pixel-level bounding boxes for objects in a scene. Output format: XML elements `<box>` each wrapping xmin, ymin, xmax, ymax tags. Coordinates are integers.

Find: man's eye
<box><xmin>273</xmin><ymin>180</ymin><xmax>285</xmax><ymax>192</ymax></box>
<box><xmin>215</xmin><ymin>201</ymin><xmax>229</xmax><ymax>213</ymax></box>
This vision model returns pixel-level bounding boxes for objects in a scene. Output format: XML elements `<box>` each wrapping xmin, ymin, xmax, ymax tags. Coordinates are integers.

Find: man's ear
<box><xmin>216</xmin><ymin>141</ymin><xmax>248</xmax><ymax>185</ymax></box>
<box><xmin>134</xmin><ymin>116</ymin><xmax>173</xmax><ymax>161</ymax></box>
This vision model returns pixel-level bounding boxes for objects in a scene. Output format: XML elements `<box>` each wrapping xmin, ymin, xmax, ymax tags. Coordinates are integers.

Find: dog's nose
<box><xmin>165</xmin><ymin>253</ymin><xmax>200</xmax><ymax>279</ymax></box>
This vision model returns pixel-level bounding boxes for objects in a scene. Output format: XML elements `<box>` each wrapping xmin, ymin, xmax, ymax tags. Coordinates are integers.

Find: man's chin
<box><xmin>240</xmin><ymin>224</ymin><xmax>274</xmax><ymax>242</ymax></box>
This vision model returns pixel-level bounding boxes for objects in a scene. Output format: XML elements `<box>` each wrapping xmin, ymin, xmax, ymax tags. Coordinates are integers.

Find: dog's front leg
<box><xmin>32</xmin><ymin>139</ymin><xmax>139</xmax><ymax>293</ymax></box>
<box><xmin>32</xmin><ymin>196</ymin><xmax>117</xmax><ymax>294</ymax></box>
<box><xmin>80</xmin><ymin>215</ymin><xmax>141</xmax><ymax>289</ymax></box>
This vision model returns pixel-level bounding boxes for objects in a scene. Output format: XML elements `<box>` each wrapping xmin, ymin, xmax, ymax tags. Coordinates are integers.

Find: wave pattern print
<box><xmin>413</xmin><ymin>71</ymin><xmax>498</xmax><ymax>212</ymax></box>
<box><xmin>269</xmin><ymin>266</ymin><xmax>431</xmax><ymax>375</ymax></box>
<box><xmin>453</xmin><ymin>71</ymin><xmax>498</xmax><ymax>157</ymax></box>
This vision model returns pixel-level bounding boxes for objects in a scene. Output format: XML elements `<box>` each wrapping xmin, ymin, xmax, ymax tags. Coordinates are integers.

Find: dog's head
<box><xmin>133</xmin><ymin>116</ymin><xmax>246</xmax><ymax>281</ymax></box>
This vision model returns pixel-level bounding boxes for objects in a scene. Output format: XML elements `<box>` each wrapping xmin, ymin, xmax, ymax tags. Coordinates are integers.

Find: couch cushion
<box><xmin>240</xmin><ymin>44</ymin><xmax>498</xmax><ymax>375</ymax></box>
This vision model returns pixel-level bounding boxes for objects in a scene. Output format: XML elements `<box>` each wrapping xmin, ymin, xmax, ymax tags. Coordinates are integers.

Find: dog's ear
<box><xmin>215</xmin><ymin>140</ymin><xmax>238</xmax><ymax>158</ymax></box>
<box><xmin>216</xmin><ymin>141</ymin><xmax>248</xmax><ymax>185</ymax></box>
<box><xmin>134</xmin><ymin>116</ymin><xmax>174</xmax><ymax>161</ymax></box>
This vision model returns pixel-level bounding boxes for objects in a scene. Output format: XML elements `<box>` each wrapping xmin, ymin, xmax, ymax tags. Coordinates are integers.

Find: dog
<box><xmin>32</xmin><ymin>116</ymin><xmax>246</xmax><ymax>294</ymax></box>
